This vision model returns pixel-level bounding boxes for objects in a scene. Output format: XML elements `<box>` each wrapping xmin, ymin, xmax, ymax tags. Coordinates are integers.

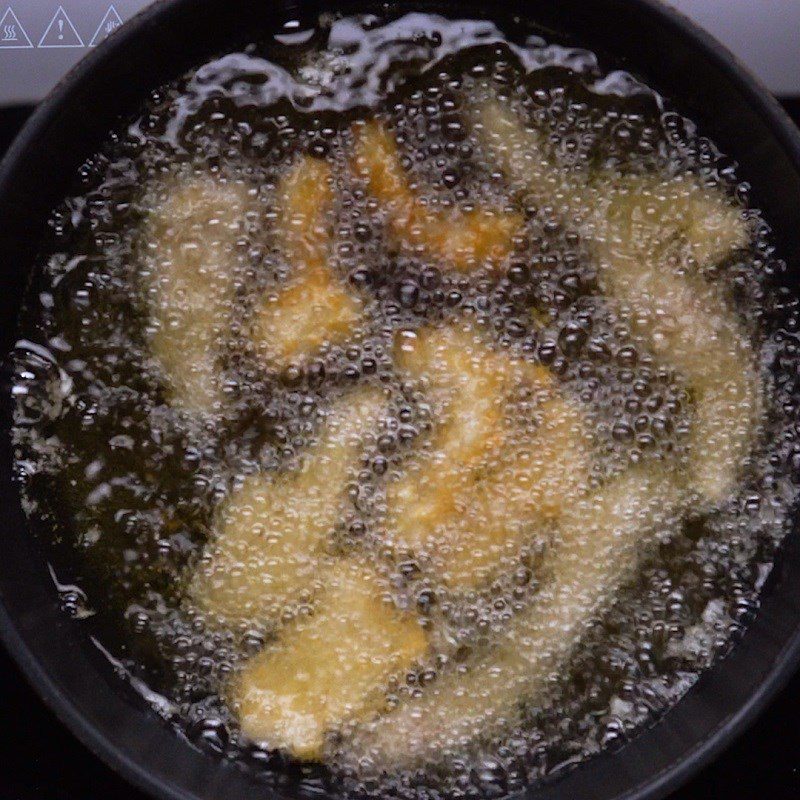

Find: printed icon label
<box><xmin>39</xmin><ymin>5</ymin><xmax>83</xmax><ymax>48</ymax></box>
<box><xmin>89</xmin><ymin>4</ymin><xmax>122</xmax><ymax>46</ymax></box>
<box><xmin>0</xmin><ymin>7</ymin><xmax>33</xmax><ymax>48</ymax></box>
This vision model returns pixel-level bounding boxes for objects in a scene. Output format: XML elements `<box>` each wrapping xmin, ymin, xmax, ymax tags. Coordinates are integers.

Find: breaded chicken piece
<box><xmin>473</xmin><ymin>97</ymin><xmax>575</xmax><ymax>207</ymax></box>
<box><xmin>232</xmin><ymin>558</ymin><xmax>427</xmax><ymax>760</ymax></box>
<box><xmin>252</xmin><ymin>156</ymin><xmax>363</xmax><ymax>366</ymax></box>
<box><xmin>189</xmin><ymin>386</ymin><xmax>386</xmax><ymax>627</ymax></box>
<box><xmin>594</xmin><ymin>175</ymin><xmax>759</xmax><ymax>503</ymax></box>
<box><xmin>474</xmin><ymin>96</ymin><xmax>759</xmax><ymax>504</ymax></box>
<box><xmin>144</xmin><ymin>175</ymin><xmax>251</xmax><ymax>413</ymax></box>
<box><xmin>387</xmin><ymin>324</ymin><xmax>589</xmax><ymax>587</ymax></box>
<box><xmin>347</xmin><ymin>466</ymin><xmax>683</xmax><ymax>765</ymax></box>
<box><xmin>598</xmin><ymin>173</ymin><xmax>749</xmax><ymax>280</ymax></box>
<box><xmin>352</xmin><ymin>121</ymin><xmax>522</xmax><ymax>271</ymax></box>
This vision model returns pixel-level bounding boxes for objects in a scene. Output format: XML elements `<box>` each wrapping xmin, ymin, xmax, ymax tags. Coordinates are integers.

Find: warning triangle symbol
<box><xmin>89</xmin><ymin>4</ymin><xmax>123</xmax><ymax>46</ymax></box>
<box><xmin>38</xmin><ymin>5</ymin><xmax>84</xmax><ymax>48</ymax></box>
<box><xmin>0</xmin><ymin>7</ymin><xmax>33</xmax><ymax>48</ymax></box>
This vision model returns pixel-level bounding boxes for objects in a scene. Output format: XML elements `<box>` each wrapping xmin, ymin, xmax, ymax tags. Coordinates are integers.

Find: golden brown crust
<box><xmin>387</xmin><ymin>324</ymin><xmax>588</xmax><ymax>588</ymax></box>
<box><xmin>251</xmin><ymin>156</ymin><xmax>364</xmax><ymax>366</ymax></box>
<box><xmin>232</xmin><ymin>558</ymin><xmax>427</xmax><ymax>760</ymax></box>
<box><xmin>189</xmin><ymin>386</ymin><xmax>386</xmax><ymax>627</ymax></box>
<box><xmin>145</xmin><ymin>176</ymin><xmax>251</xmax><ymax>413</ymax></box>
<box><xmin>352</xmin><ymin>121</ymin><xmax>522</xmax><ymax>271</ymax></box>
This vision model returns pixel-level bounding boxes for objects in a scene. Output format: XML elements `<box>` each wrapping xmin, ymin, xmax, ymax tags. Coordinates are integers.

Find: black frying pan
<box><xmin>1</xmin><ymin>2</ymin><xmax>799</xmax><ymax>799</ymax></box>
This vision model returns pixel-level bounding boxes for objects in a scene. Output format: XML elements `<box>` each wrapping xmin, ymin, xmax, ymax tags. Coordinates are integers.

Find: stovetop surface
<box><xmin>2</xmin><ymin>97</ymin><xmax>800</xmax><ymax>800</ymax></box>
<box><xmin>1</xmin><ymin>0</ymin><xmax>799</xmax><ymax>104</ymax></box>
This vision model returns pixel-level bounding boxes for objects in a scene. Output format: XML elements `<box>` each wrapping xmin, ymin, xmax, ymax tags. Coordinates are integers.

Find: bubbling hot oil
<box><xmin>10</xmin><ymin>11</ymin><xmax>800</xmax><ymax>799</ymax></box>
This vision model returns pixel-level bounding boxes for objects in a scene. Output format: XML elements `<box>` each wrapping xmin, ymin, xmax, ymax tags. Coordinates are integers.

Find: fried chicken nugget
<box><xmin>473</xmin><ymin>97</ymin><xmax>575</xmax><ymax>207</ymax></box>
<box><xmin>388</xmin><ymin>324</ymin><xmax>589</xmax><ymax>588</ymax></box>
<box><xmin>595</xmin><ymin>175</ymin><xmax>759</xmax><ymax>503</ymax></box>
<box><xmin>474</xmin><ymin>97</ymin><xmax>759</xmax><ymax>504</ymax></box>
<box><xmin>189</xmin><ymin>386</ymin><xmax>386</xmax><ymax>627</ymax></box>
<box><xmin>352</xmin><ymin>121</ymin><xmax>522</xmax><ymax>271</ymax></box>
<box><xmin>144</xmin><ymin>175</ymin><xmax>251</xmax><ymax>413</ymax></box>
<box><xmin>232</xmin><ymin>558</ymin><xmax>427</xmax><ymax>760</ymax></box>
<box><xmin>252</xmin><ymin>156</ymin><xmax>363</xmax><ymax>366</ymax></box>
<box><xmin>347</xmin><ymin>466</ymin><xmax>683</xmax><ymax>765</ymax></box>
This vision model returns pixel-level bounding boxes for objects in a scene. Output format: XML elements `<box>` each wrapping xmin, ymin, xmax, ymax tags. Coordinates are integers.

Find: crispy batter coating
<box><xmin>473</xmin><ymin>97</ymin><xmax>573</xmax><ymax>206</ymax></box>
<box><xmin>189</xmin><ymin>386</ymin><xmax>386</xmax><ymax>627</ymax></box>
<box><xmin>594</xmin><ymin>174</ymin><xmax>759</xmax><ymax>502</ymax></box>
<box><xmin>145</xmin><ymin>176</ymin><xmax>251</xmax><ymax>413</ymax></box>
<box><xmin>252</xmin><ymin>156</ymin><xmax>363</xmax><ymax>365</ymax></box>
<box><xmin>387</xmin><ymin>324</ymin><xmax>588</xmax><ymax>587</ymax></box>
<box><xmin>352</xmin><ymin>121</ymin><xmax>522</xmax><ymax>271</ymax></box>
<box><xmin>598</xmin><ymin>173</ymin><xmax>749</xmax><ymax>277</ymax></box>
<box><xmin>474</xmin><ymin>96</ymin><xmax>759</xmax><ymax>503</ymax></box>
<box><xmin>348</xmin><ymin>466</ymin><xmax>683</xmax><ymax>764</ymax></box>
<box><xmin>232</xmin><ymin>558</ymin><xmax>427</xmax><ymax>760</ymax></box>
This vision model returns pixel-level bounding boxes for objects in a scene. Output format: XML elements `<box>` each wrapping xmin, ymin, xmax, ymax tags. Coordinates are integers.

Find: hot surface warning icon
<box><xmin>89</xmin><ymin>5</ymin><xmax>123</xmax><ymax>46</ymax></box>
<box><xmin>38</xmin><ymin>5</ymin><xmax>84</xmax><ymax>48</ymax></box>
<box><xmin>0</xmin><ymin>7</ymin><xmax>33</xmax><ymax>48</ymax></box>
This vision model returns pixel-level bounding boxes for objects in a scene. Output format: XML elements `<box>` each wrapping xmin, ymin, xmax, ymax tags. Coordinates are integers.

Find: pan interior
<box><xmin>3</xmin><ymin>4</ymin><xmax>800</xmax><ymax>800</ymax></box>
